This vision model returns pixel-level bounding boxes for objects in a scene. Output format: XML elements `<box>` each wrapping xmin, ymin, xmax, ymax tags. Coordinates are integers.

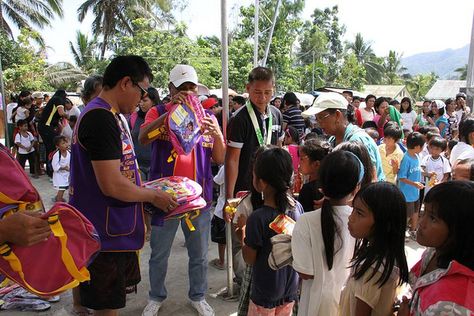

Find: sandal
<box><xmin>72</xmin><ymin>308</ymin><xmax>93</xmax><ymax>316</ymax></box>
<box><xmin>209</xmin><ymin>258</ymin><xmax>225</xmax><ymax>270</ymax></box>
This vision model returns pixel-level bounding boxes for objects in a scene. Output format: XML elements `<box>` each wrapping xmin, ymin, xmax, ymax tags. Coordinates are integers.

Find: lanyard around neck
<box><xmin>246</xmin><ymin>102</ymin><xmax>273</xmax><ymax>146</ymax></box>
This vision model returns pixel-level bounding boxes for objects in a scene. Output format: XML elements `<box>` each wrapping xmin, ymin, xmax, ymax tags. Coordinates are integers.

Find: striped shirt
<box><xmin>283</xmin><ymin>105</ymin><xmax>305</xmax><ymax>135</ymax></box>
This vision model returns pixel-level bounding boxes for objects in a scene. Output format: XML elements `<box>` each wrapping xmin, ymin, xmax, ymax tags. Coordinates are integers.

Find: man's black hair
<box><xmin>102</xmin><ymin>55</ymin><xmax>153</xmax><ymax>89</ymax></box>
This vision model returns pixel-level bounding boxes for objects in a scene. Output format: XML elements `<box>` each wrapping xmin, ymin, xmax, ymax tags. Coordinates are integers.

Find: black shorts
<box><xmin>80</xmin><ymin>251</ymin><xmax>140</xmax><ymax>310</ymax></box>
<box><xmin>211</xmin><ymin>215</ymin><xmax>226</xmax><ymax>245</ymax></box>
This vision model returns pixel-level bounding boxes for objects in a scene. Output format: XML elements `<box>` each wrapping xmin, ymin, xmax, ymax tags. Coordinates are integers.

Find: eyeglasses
<box><xmin>132</xmin><ymin>81</ymin><xmax>148</xmax><ymax>99</ymax></box>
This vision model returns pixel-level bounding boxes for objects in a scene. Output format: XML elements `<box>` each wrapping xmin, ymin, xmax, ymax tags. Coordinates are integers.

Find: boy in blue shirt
<box><xmin>398</xmin><ymin>132</ymin><xmax>425</xmax><ymax>238</ymax></box>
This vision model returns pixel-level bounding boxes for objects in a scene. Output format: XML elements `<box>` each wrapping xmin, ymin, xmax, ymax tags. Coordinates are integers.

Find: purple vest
<box><xmin>149</xmin><ymin>105</ymin><xmax>214</xmax><ymax>223</ymax></box>
<box><xmin>69</xmin><ymin>98</ymin><xmax>145</xmax><ymax>251</ymax></box>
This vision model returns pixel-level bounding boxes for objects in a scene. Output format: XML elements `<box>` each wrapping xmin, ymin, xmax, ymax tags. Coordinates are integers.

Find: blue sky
<box><xmin>38</xmin><ymin>0</ymin><xmax>474</xmax><ymax>64</ymax></box>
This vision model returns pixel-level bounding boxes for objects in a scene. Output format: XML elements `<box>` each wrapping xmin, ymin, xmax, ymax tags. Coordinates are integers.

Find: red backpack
<box><xmin>0</xmin><ymin>144</ymin><xmax>101</xmax><ymax>296</ymax></box>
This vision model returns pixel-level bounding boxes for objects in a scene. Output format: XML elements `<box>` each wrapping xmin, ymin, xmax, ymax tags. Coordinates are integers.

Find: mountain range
<box><xmin>401</xmin><ymin>44</ymin><xmax>469</xmax><ymax>79</ymax></box>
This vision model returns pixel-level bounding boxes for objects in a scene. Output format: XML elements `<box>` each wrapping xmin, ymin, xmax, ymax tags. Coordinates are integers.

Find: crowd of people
<box><xmin>2</xmin><ymin>55</ymin><xmax>474</xmax><ymax>316</ymax></box>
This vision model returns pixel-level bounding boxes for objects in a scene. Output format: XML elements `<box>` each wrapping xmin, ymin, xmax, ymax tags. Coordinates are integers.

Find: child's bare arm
<box><xmin>399</xmin><ymin>177</ymin><xmax>424</xmax><ymax>189</ymax></box>
<box><xmin>442</xmin><ymin>173</ymin><xmax>449</xmax><ymax>183</ymax></box>
<box><xmin>242</xmin><ymin>244</ymin><xmax>257</xmax><ymax>265</ymax></box>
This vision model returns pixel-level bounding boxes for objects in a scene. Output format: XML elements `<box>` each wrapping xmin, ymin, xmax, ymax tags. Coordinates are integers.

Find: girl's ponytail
<box><xmin>254</xmin><ymin>147</ymin><xmax>293</xmax><ymax>214</ymax></box>
<box><xmin>321</xmin><ymin>198</ymin><xmax>341</xmax><ymax>270</ymax></box>
<box><xmin>319</xmin><ymin>150</ymin><xmax>362</xmax><ymax>270</ymax></box>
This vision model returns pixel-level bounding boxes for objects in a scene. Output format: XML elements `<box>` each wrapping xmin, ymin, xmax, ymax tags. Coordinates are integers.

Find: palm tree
<box><xmin>0</xmin><ymin>0</ymin><xmax>63</xmax><ymax>44</ymax></box>
<box><xmin>77</xmin><ymin>0</ymin><xmax>172</xmax><ymax>59</ymax></box>
<box><xmin>455</xmin><ymin>64</ymin><xmax>467</xmax><ymax>80</ymax></box>
<box><xmin>69</xmin><ymin>31</ymin><xmax>98</xmax><ymax>71</ymax></box>
<box><xmin>45</xmin><ymin>62</ymin><xmax>88</xmax><ymax>88</ymax></box>
<box><xmin>406</xmin><ymin>72</ymin><xmax>438</xmax><ymax>100</ymax></box>
<box><xmin>383</xmin><ymin>50</ymin><xmax>406</xmax><ymax>84</ymax></box>
<box><xmin>347</xmin><ymin>33</ymin><xmax>384</xmax><ymax>84</ymax></box>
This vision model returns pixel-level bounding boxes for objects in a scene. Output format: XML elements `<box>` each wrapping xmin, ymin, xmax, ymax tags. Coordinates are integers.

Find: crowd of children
<box><xmin>6</xmin><ymin>83</ymin><xmax>474</xmax><ymax>316</ymax></box>
<box><xmin>214</xmin><ymin>93</ymin><xmax>474</xmax><ymax>316</ymax></box>
<box><xmin>8</xmin><ymin>90</ymin><xmax>78</xmax><ymax>203</ymax></box>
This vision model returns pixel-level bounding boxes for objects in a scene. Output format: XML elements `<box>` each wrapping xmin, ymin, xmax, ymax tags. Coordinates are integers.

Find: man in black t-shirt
<box><xmin>70</xmin><ymin>56</ymin><xmax>178</xmax><ymax>316</ymax></box>
<box><xmin>225</xmin><ymin>67</ymin><xmax>283</xmax><ymax>199</ymax></box>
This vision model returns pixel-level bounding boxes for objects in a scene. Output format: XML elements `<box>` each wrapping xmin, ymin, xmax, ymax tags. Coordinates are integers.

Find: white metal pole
<box><xmin>254</xmin><ymin>0</ymin><xmax>259</xmax><ymax>67</ymax></box>
<box><xmin>262</xmin><ymin>0</ymin><xmax>281</xmax><ymax>67</ymax></box>
<box><xmin>466</xmin><ymin>11</ymin><xmax>474</xmax><ymax>110</ymax></box>
<box><xmin>0</xmin><ymin>57</ymin><xmax>8</xmax><ymax>148</ymax></box>
<box><xmin>220</xmin><ymin>0</ymin><xmax>233</xmax><ymax>298</ymax></box>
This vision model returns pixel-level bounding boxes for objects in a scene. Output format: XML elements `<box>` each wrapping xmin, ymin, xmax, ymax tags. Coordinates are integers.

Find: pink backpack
<box><xmin>166</xmin><ymin>94</ymin><xmax>206</xmax><ymax>155</ymax></box>
<box><xmin>0</xmin><ymin>203</ymin><xmax>100</xmax><ymax>296</ymax></box>
<box><xmin>0</xmin><ymin>144</ymin><xmax>42</xmax><ymax>216</ymax></box>
<box><xmin>0</xmin><ymin>144</ymin><xmax>100</xmax><ymax>296</ymax></box>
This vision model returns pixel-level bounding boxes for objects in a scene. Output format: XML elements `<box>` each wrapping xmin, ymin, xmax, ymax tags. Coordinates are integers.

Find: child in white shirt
<box><xmin>14</xmin><ymin>119</ymin><xmax>37</xmax><ymax>177</ymax></box>
<box><xmin>292</xmin><ymin>150</ymin><xmax>362</xmax><ymax>315</ymax></box>
<box><xmin>51</xmin><ymin>135</ymin><xmax>70</xmax><ymax>202</ymax></box>
<box><xmin>421</xmin><ymin>137</ymin><xmax>451</xmax><ymax>195</ymax></box>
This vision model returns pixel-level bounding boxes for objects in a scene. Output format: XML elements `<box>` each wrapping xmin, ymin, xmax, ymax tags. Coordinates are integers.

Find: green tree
<box><xmin>382</xmin><ymin>50</ymin><xmax>406</xmax><ymax>84</ymax></box>
<box><xmin>0</xmin><ymin>0</ymin><xmax>63</xmax><ymax>44</ymax></box>
<box><xmin>233</xmin><ymin>0</ymin><xmax>305</xmax><ymax>91</ymax></box>
<box><xmin>2</xmin><ymin>29</ymin><xmax>52</xmax><ymax>92</ymax></box>
<box><xmin>335</xmin><ymin>53</ymin><xmax>366</xmax><ymax>90</ymax></box>
<box><xmin>308</xmin><ymin>6</ymin><xmax>346</xmax><ymax>83</ymax></box>
<box><xmin>77</xmin><ymin>0</ymin><xmax>172</xmax><ymax>58</ymax></box>
<box><xmin>454</xmin><ymin>64</ymin><xmax>467</xmax><ymax>80</ymax></box>
<box><xmin>346</xmin><ymin>33</ymin><xmax>384</xmax><ymax>84</ymax></box>
<box><xmin>114</xmin><ymin>18</ymin><xmax>202</xmax><ymax>89</ymax></box>
<box><xmin>228</xmin><ymin>38</ymin><xmax>253</xmax><ymax>91</ymax></box>
<box><xmin>44</xmin><ymin>62</ymin><xmax>87</xmax><ymax>90</ymax></box>
<box><xmin>405</xmin><ymin>72</ymin><xmax>438</xmax><ymax>101</ymax></box>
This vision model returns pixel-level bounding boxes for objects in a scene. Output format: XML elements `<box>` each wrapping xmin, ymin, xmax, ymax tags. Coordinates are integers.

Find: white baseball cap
<box><xmin>169</xmin><ymin>64</ymin><xmax>199</xmax><ymax>88</ymax></box>
<box><xmin>302</xmin><ymin>92</ymin><xmax>348</xmax><ymax>117</ymax></box>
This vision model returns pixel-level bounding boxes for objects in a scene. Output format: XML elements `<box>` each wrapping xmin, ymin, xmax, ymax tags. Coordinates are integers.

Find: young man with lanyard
<box><xmin>225</xmin><ymin>67</ymin><xmax>283</xmax><ymax>202</ymax></box>
<box><xmin>139</xmin><ymin>64</ymin><xmax>225</xmax><ymax>316</ymax></box>
<box><xmin>302</xmin><ymin>92</ymin><xmax>385</xmax><ymax>181</ymax></box>
<box><xmin>224</xmin><ymin>67</ymin><xmax>283</xmax><ymax>312</ymax></box>
<box><xmin>69</xmin><ymin>55</ymin><xmax>178</xmax><ymax>316</ymax></box>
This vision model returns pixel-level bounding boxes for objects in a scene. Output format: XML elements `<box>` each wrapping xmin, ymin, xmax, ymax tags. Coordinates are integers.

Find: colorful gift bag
<box><xmin>167</xmin><ymin>94</ymin><xmax>206</xmax><ymax>155</ymax></box>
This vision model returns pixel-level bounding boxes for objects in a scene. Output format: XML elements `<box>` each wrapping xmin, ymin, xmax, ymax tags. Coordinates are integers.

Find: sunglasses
<box><xmin>132</xmin><ymin>81</ymin><xmax>148</xmax><ymax>99</ymax></box>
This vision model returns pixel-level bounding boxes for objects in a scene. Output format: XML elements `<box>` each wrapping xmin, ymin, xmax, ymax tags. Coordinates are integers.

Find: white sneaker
<box><xmin>142</xmin><ymin>300</ymin><xmax>162</xmax><ymax>316</ymax></box>
<box><xmin>190</xmin><ymin>299</ymin><xmax>215</xmax><ymax>316</ymax></box>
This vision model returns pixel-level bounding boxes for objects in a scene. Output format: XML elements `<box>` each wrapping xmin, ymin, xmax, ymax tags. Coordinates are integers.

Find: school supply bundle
<box><xmin>144</xmin><ymin>176</ymin><xmax>206</xmax><ymax>222</ymax></box>
<box><xmin>268</xmin><ymin>213</ymin><xmax>296</xmax><ymax>271</ymax></box>
<box><xmin>166</xmin><ymin>94</ymin><xmax>206</xmax><ymax>155</ymax></box>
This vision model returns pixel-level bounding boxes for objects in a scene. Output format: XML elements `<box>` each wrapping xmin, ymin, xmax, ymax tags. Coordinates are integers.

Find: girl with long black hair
<box><xmin>292</xmin><ymin>150</ymin><xmax>362</xmax><ymax>315</ymax></box>
<box><xmin>339</xmin><ymin>182</ymin><xmax>409</xmax><ymax>315</ymax></box>
<box><xmin>240</xmin><ymin>147</ymin><xmax>301</xmax><ymax>315</ymax></box>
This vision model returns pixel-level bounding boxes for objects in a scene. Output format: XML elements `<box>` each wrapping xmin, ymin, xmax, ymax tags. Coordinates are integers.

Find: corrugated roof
<box><xmin>362</xmin><ymin>85</ymin><xmax>407</xmax><ymax>99</ymax></box>
<box><xmin>425</xmin><ymin>80</ymin><xmax>466</xmax><ymax>100</ymax></box>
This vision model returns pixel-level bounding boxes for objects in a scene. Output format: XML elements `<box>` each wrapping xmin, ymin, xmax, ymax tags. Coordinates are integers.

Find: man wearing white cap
<box><xmin>302</xmin><ymin>92</ymin><xmax>385</xmax><ymax>181</ymax></box>
<box><xmin>140</xmin><ymin>64</ymin><xmax>225</xmax><ymax>316</ymax></box>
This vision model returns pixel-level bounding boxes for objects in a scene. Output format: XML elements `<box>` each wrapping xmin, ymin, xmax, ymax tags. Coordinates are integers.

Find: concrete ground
<box><xmin>5</xmin><ymin>171</ymin><xmax>425</xmax><ymax>315</ymax></box>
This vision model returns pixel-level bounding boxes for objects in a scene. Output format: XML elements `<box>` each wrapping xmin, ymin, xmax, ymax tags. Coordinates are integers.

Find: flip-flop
<box><xmin>72</xmin><ymin>308</ymin><xmax>93</xmax><ymax>316</ymax></box>
<box><xmin>209</xmin><ymin>258</ymin><xmax>225</xmax><ymax>270</ymax></box>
